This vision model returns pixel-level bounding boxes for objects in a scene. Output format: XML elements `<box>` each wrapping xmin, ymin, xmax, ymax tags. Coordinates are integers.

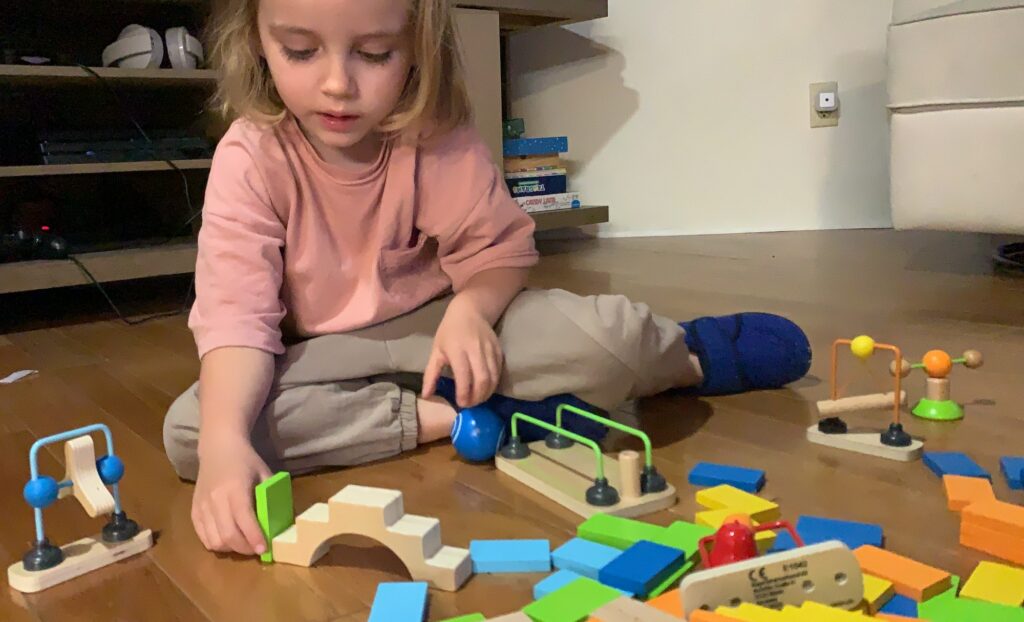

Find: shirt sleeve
<box><xmin>417</xmin><ymin>125</ymin><xmax>540</xmax><ymax>292</ymax></box>
<box><xmin>187</xmin><ymin>128</ymin><xmax>288</xmax><ymax>359</ymax></box>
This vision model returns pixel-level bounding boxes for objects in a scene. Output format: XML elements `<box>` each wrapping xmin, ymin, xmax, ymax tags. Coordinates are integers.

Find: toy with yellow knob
<box><xmin>890</xmin><ymin>348</ymin><xmax>983</xmax><ymax>421</ymax></box>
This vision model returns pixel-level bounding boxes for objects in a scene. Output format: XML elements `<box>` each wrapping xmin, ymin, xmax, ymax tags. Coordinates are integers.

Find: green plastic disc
<box><xmin>912</xmin><ymin>398</ymin><xmax>964</xmax><ymax>421</ymax></box>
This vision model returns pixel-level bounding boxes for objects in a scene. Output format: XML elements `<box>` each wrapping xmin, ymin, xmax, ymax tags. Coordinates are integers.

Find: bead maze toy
<box><xmin>807</xmin><ymin>335</ymin><xmax>924</xmax><ymax>461</ymax></box>
<box><xmin>7</xmin><ymin>424</ymin><xmax>152</xmax><ymax>593</ymax></box>
<box><xmin>494</xmin><ymin>404</ymin><xmax>676</xmax><ymax>518</ymax></box>
<box><xmin>891</xmin><ymin>348</ymin><xmax>983</xmax><ymax>421</ymax></box>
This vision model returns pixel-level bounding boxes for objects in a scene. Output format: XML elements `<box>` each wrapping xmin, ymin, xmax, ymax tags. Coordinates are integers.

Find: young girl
<box><xmin>163</xmin><ymin>0</ymin><xmax>812</xmax><ymax>558</ymax></box>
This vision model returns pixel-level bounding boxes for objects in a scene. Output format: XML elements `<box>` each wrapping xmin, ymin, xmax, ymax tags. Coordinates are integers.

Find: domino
<box><xmin>645</xmin><ymin>587</ymin><xmax>684</xmax><ymax>617</ymax></box>
<box><xmin>961</xmin><ymin>499</ymin><xmax>1024</xmax><ymax>539</ymax></box>
<box><xmin>960</xmin><ymin>561</ymin><xmax>1024</xmax><ymax>606</ymax></box>
<box><xmin>551</xmin><ymin>537</ymin><xmax>621</xmax><ymax>580</ymax></box>
<box><xmin>439</xmin><ymin>615</ymin><xmax>486</xmax><ymax>622</ymax></box>
<box><xmin>688</xmin><ymin>462</ymin><xmax>766</xmax><ymax>493</ymax></box>
<box><xmin>534</xmin><ymin>569</ymin><xmax>632</xmax><ymax>599</ymax></box>
<box><xmin>589</xmin><ymin>596</ymin><xmax>684</xmax><ymax>622</ymax></box>
<box><xmin>943</xmin><ymin>474</ymin><xmax>996</xmax><ymax>512</ymax></box>
<box><xmin>715</xmin><ymin>602</ymin><xmax>787</xmax><ymax>621</ymax></box>
<box><xmin>522</xmin><ymin>576</ymin><xmax>623</xmax><ymax>622</ymax></box>
<box><xmin>597</xmin><ymin>540</ymin><xmax>686</xmax><ymax>598</ymax></box>
<box><xmin>1000</xmin><ymin>456</ymin><xmax>1024</xmax><ymax>490</ymax></box>
<box><xmin>254</xmin><ymin>471</ymin><xmax>294</xmax><ymax>563</ymax></box>
<box><xmin>852</xmin><ymin>545</ymin><xmax>950</xmax><ymax>601</ymax></box>
<box><xmin>469</xmin><ymin>539</ymin><xmax>551</xmax><ymax>573</ymax></box>
<box><xmin>919</xmin><ymin>576</ymin><xmax>1024</xmax><ymax>622</ymax></box>
<box><xmin>862</xmin><ymin>574</ymin><xmax>895</xmax><ymax>614</ymax></box>
<box><xmin>576</xmin><ymin>513</ymin><xmax>713</xmax><ymax>560</ymax></box>
<box><xmin>877</xmin><ymin>594</ymin><xmax>917</xmax><ymax>617</ymax></box>
<box><xmin>791</xmin><ymin>515</ymin><xmax>884</xmax><ymax>550</ymax></box>
<box><xmin>695</xmin><ymin>485</ymin><xmax>779</xmax><ymax>522</ymax></box>
<box><xmin>367</xmin><ymin>582</ymin><xmax>428</xmax><ymax>622</ymax></box>
<box><xmin>922</xmin><ymin>451</ymin><xmax>990</xmax><ymax>480</ymax></box>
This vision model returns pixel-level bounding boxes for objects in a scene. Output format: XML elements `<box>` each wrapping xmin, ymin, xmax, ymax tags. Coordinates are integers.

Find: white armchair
<box><xmin>888</xmin><ymin>0</ymin><xmax>1024</xmax><ymax>234</ymax></box>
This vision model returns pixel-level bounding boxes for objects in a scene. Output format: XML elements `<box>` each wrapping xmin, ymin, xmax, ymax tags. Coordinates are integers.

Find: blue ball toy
<box><xmin>24</xmin><ymin>476</ymin><xmax>59</xmax><ymax>509</ymax></box>
<box><xmin>451</xmin><ymin>406</ymin><xmax>507</xmax><ymax>462</ymax></box>
<box><xmin>97</xmin><ymin>455</ymin><xmax>125</xmax><ymax>485</ymax></box>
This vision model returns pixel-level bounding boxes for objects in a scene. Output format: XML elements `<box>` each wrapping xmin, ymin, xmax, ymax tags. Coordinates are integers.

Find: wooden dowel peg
<box><xmin>618</xmin><ymin>450</ymin><xmax>641</xmax><ymax>499</ymax></box>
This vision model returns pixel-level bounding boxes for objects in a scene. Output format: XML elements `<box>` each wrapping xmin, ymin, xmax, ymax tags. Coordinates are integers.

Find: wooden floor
<box><xmin>1</xmin><ymin>229</ymin><xmax>1022</xmax><ymax>621</ymax></box>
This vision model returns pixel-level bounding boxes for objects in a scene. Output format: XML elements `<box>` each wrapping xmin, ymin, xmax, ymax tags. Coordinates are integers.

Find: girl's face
<box><xmin>257</xmin><ymin>0</ymin><xmax>413</xmax><ymax>163</ymax></box>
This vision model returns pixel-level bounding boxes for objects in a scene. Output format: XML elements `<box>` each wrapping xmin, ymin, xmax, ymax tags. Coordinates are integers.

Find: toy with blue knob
<box><xmin>451</xmin><ymin>406</ymin><xmax>507</xmax><ymax>462</ymax></box>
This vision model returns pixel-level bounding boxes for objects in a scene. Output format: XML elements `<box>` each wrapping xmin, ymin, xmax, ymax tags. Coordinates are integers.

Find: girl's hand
<box><xmin>422</xmin><ymin>298</ymin><xmax>503</xmax><ymax>407</ymax></box>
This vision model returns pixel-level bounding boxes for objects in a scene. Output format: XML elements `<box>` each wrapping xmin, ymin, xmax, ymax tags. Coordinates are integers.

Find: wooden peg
<box><xmin>925</xmin><ymin>377</ymin><xmax>951</xmax><ymax>401</ymax></box>
<box><xmin>618</xmin><ymin>450</ymin><xmax>641</xmax><ymax>499</ymax></box>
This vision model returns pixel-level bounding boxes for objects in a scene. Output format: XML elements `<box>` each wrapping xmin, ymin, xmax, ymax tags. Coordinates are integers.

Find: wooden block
<box><xmin>484</xmin><ymin>614</ymin><xmax>531</xmax><ymax>622</ymax></box>
<box><xmin>793</xmin><ymin>515</ymin><xmax>884</xmax><ymax>550</ymax></box>
<box><xmin>852</xmin><ymin>545</ymin><xmax>950</xmax><ymax>601</ymax></box>
<box><xmin>598</xmin><ymin>540</ymin><xmax>686</xmax><ymax>599</ymax></box>
<box><xmin>876</xmin><ymin>593</ymin><xmax>917</xmax><ymax>617</ymax></box>
<box><xmin>861</xmin><ymin>574</ymin><xmax>895</xmax><ymax>614</ymax></box>
<box><xmin>942</xmin><ymin>474</ymin><xmax>995</xmax><ymax>512</ymax></box>
<box><xmin>918</xmin><ymin>576</ymin><xmax>1024</xmax><ymax>622</ymax></box>
<box><xmin>535</xmin><ymin>569</ymin><xmax>632</xmax><ymax>600</ymax></box>
<box><xmin>679</xmin><ymin>541</ymin><xmax>863</xmax><ymax>617</ymax></box>
<box><xmin>690</xmin><ymin>612</ymin><xmax>742</xmax><ymax>622</ymax></box>
<box><xmin>589</xmin><ymin>596</ymin><xmax>684</xmax><ymax>622</ymax></box>
<box><xmin>254</xmin><ymin>471</ymin><xmax>294</xmax><ymax>563</ymax></box>
<box><xmin>495</xmin><ymin>440</ymin><xmax>676</xmax><ymax>518</ymax></box>
<box><xmin>962</xmin><ymin>499</ymin><xmax>1024</xmax><ymax>539</ymax></box>
<box><xmin>552</xmin><ymin>537</ymin><xmax>621</xmax><ymax>580</ymax></box>
<box><xmin>816</xmin><ymin>391</ymin><xmax>905</xmax><ymax>415</ymax></box>
<box><xmin>715</xmin><ymin>603</ymin><xmax>787</xmax><ymax>621</ymax></box>
<box><xmin>618</xmin><ymin>450</ymin><xmax>642</xmax><ymax>499</ymax></box>
<box><xmin>960</xmin><ymin>521</ymin><xmax>1024</xmax><ymax>565</ymax></box>
<box><xmin>60</xmin><ymin>435</ymin><xmax>115</xmax><ymax>517</ymax></box>
<box><xmin>791</xmin><ymin>601</ymin><xmax>874</xmax><ymax>621</ymax></box>
<box><xmin>7</xmin><ymin>528</ymin><xmax>153</xmax><ymax>593</ymax></box>
<box><xmin>960</xmin><ymin>561</ymin><xmax>1024</xmax><ymax>606</ymax></box>
<box><xmin>470</xmin><ymin>539</ymin><xmax>550</xmax><ymax>573</ymax></box>
<box><xmin>439</xmin><ymin>615</ymin><xmax>486</xmax><ymax>622</ymax></box>
<box><xmin>522</xmin><ymin>576</ymin><xmax>624</xmax><ymax>622</ymax></box>
<box><xmin>648</xmin><ymin>558</ymin><xmax>696</xmax><ymax>600</ymax></box>
<box><xmin>873</xmin><ymin>615</ymin><xmax>918</xmax><ymax>622</ymax></box>
<box><xmin>922</xmin><ymin>451</ymin><xmax>990</xmax><ymax>480</ymax></box>
<box><xmin>577</xmin><ymin>514</ymin><xmax>713</xmax><ymax>559</ymax></box>
<box><xmin>694</xmin><ymin>485</ymin><xmax>779</xmax><ymax>522</ymax></box>
<box><xmin>688</xmin><ymin>462</ymin><xmax>766</xmax><ymax>493</ymax></box>
<box><xmin>694</xmin><ymin>509</ymin><xmax>776</xmax><ymax>552</ymax></box>
<box><xmin>806</xmin><ymin>424</ymin><xmax>923</xmax><ymax>462</ymax></box>
<box><xmin>645</xmin><ymin>587</ymin><xmax>684</xmax><ymax>617</ymax></box>
<box><xmin>367</xmin><ymin>582</ymin><xmax>428</xmax><ymax>622</ymax></box>
<box><xmin>1000</xmin><ymin>456</ymin><xmax>1024</xmax><ymax>490</ymax></box>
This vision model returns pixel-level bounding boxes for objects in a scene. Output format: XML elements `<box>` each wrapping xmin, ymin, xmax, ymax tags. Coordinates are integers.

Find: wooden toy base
<box><xmin>678</xmin><ymin>541</ymin><xmax>864</xmax><ymax>616</ymax></box>
<box><xmin>7</xmin><ymin>528</ymin><xmax>153</xmax><ymax>593</ymax></box>
<box><xmin>806</xmin><ymin>424</ymin><xmax>923</xmax><ymax>462</ymax></box>
<box><xmin>494</xmin><ymin>440</ymin><xmax>676</xmax><ymax>518</ymax></box>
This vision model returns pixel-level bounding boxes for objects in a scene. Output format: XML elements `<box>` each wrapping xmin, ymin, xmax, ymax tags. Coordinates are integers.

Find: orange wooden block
<box><xmin>647</xmin><ymin>588</ymin><xmax>685</xmax><ymax>617</ymax></box>
<box><xmin>960</xmin><ymin>521</ymin><xmax>1024</xmax><ymax>565</ymax></box>
<box><xmin>962</xmin><ymin>499</ymin><xmax>1024</xmax><ymax>538</ymax></box>
<box><xmin>853</xmin><ymin>545</ymin><xmax>951</xmax><ymax>601</ymax></box>
<box><xmin>942</xmin><ymin>475</ymin><xmax>995</xmax><ymax>512</ymax></box>
<box><xmin>874</xmin><ymin>614</ymin><xmax>918</xmax><ymax>621</ymax></box>
<box><xmin>690</xmin><ymin>611</ymin><xmax>741</xmax><ymax>622</ymax></box>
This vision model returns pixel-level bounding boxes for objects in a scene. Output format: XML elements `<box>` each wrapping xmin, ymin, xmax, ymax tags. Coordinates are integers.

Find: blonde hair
<box><xmin>206</xmin><ymin>0</ymin><xmax>472</xmax><ymax>141</ymax></box>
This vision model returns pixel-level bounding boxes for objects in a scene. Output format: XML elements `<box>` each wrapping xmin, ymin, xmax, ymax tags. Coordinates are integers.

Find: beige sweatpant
<box><xmin>163</xmin><ymin>288</ymin><xmax>700</xmax><ymax>480</ymax></box>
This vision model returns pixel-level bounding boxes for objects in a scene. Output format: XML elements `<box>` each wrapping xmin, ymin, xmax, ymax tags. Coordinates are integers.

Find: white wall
<box><xmin>508</xmin><ymin>1</ymin><xmax>896</xmax><ymax>237</ymax></box>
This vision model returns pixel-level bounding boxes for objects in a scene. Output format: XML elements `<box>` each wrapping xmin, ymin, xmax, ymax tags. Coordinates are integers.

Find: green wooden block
<box><xmin>648</xmin><ymin>558</ymin><xmax>696</xmax><ymax>599</ymax></box>
<box><xmin>577</xmin><ymin>514</ymin><xmax>713</xmax><ymax>563</ymax></box>
<box><xmin>254</xmin><ymin>471</ymin><xmax>294</xmax><ymax>563</ymax></box>
<box><xmin>919</xmin><ymin>577</ymin><xmax>1024</xmax><ymax>622</ymax></box>
<box><xmin>522</xmin><ymin>576</ymin><xmax>622</xmax><ymax>622</ymax></box>
<box><xmin>438</xmin><ymin>615</ymin><xmax>486</xmax><ymax>622</ymax></box>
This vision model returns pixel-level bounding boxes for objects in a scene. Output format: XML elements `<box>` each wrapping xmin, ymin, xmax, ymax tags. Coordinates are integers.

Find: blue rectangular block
<box><xmin>503</xmin><ymin>136</ymin><xmax>569</xmax><ymax>157</ymax></box>
<box><xmin>368</xmin><ymin>582</ymin><xmax>428</xmax><ymax>622</ymax></box>
<box><xmin>923</xmin><ymin>451</ymin><xmax>991</xmax><ymax>480</ymax></box>
<box><xmin>687</xmin><ymin>462</ymin><xmax>766</xmax><ymax>493</ymax></box>
<box><xmin>1000</xmin><ymin>456</ymin><xmax>1024</xmax><ymax>490</ymax></box>
<box><xmin>879</xmin><ymin>593</ymin><xmax>918</xmax><ymax>617</ymax></box>
<box><xmin>794</xmin><ymin>515</ymin><xmax>884</xmax><ymax>550</ymax></box>
<box><xmin>768</xmin><ymin>530</ymin><xmax>798</xmax><ymax>553</ymax></box>
<box><xmin>597</xmin><ymin>540</ymin><xmax>685</xmax><ymax>598</ymax></box>
<box><xmin>469</xmin><ymin>539</ymin><xmax>551</xmax><ymax>573</ymax></box>
<box><xmin>533</xmin><ymin>569</ymin><xmax>633</xmax><ymax>600</ymax></box>
<box><xmin>551</xmin><ymin>537</ymin><xmax>621</xmax><ymax>580</ymax></box>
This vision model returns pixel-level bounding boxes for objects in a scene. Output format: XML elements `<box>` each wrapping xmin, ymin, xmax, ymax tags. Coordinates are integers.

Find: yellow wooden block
<box><xmin>862</xmin><ymin>574</ymin><xmax>895</xmax><ymax>613</ymax></box>
<box><xmin>695</xmin><ymin>485</ymin><xmax>780</xmax><ymax>523</ymax></box>
<box><xmin>796</xmin><ymin>601</ymin><xmax>872</xmax><ymax>621</ymax></box>
<box><xmin>715</xmin><ymin>603</ymin><xmax>788</xmax><ymax>622</ymax></box>
<box><xmin>694</xmin><ymin>509</ymin><xmax>777</xmax><ymax>551</ymax></box>
<box><xmin>959</xmin><ymin>560</ymin><xmax>1024</xmax><ymax>606</ymax></box>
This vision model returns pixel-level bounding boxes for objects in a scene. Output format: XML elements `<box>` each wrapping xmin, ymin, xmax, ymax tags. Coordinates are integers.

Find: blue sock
<box><xmin>432</xmin><ymin>377</ymin><xmax>609</xmax><ymax>443</ymax></box>
<box><xmin>677</xmin><ymin>312</ymin><xmax>812</xmax><ymax>396</ymax></box>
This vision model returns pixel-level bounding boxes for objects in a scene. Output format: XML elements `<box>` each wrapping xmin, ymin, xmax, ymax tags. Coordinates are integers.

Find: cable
<box><xmin>993</xmin><ymin>241</ymin><xmax>1024</xmax><ymax>273</ymax></box>
<box><xmin>62</xmin><ymin>64</ymin><xmax>202</xmax><ymax>324</ymax></box>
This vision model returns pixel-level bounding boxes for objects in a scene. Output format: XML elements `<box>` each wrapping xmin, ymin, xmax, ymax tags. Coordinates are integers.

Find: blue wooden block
<box><xmin>923</xmin><ymin>452</ymin><xmax>991</xmax><ymax>480</ymax></box>
<box><xmin>795</xmin><ymin>515</ymin><xmax>884</xmax><ymax>549</ymax></box>
<box><xmin>368</xmin><ymin>582</ymin><xmax>428</xmax><ymax>622</ymax></box>
<box><xmin>534</xmin><ymin>569</ymin><xmax>634</xmax><ymax>600</ymax></box>
<box><xmin>597</xmin><ymin>540</ymin><xmax>685</xmax><ymax>598</ymax></box>
<box><xmin>551</xmin><ymin>537</ymin><xmax>622</xmax><ymax>580</ymax></box>
<box><xmin>470</xmin><ymin>539</ymin><xmax>551</xmax><ymax>573</ymax></box>
<box><xmin>879</xmin><ymin>593</ymin><xmax>918</xmax><ymax>617</ymax></box>
<box><xmin>768</xmin><ymin>530</ymin><xmax>798</xmax><ymax>553</ymax></box>
<box><xmin>688</xmin><ymin>462</ymin><xmax>766</xmax><ymax>493</ymax></box>
<box><xmin>1000</xmin><ymin>456</ymin><xmax>1024</xmax><ymax>490</ymax></box>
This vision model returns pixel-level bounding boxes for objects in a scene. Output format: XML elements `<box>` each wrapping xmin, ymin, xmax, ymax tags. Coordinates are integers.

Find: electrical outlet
<box><xmin>810</xmin><ymin>82</ymin><xmax>839</xmax><ymax>128</ymax></box>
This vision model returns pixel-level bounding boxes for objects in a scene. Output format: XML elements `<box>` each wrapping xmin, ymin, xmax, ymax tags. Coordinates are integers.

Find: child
<box><xmin>163</xmin><ymin>0</ymin><xmax>812</xmax><ymax>558</ymax></box>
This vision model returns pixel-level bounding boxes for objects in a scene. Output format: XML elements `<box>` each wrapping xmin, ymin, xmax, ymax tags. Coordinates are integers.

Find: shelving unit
<box><xmin>0</xmin><ymin>64</ymin><xmax>218</xmax><ymax>85</ymax></box>
<box><xmin>0</xmin><ymin>160</ymin><xmax>212</xmax><ymax>178</ymax></box>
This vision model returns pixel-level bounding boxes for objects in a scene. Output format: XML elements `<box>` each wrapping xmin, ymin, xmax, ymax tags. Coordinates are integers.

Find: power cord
<box><xmin>64</xmin><ymin>64</ymin><xmax>203</xmax><ymax>325</ymax></box>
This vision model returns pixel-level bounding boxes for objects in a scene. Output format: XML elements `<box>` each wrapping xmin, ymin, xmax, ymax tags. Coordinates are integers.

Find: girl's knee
<box><xmin>163</xmin><ymin>384</ymin><xmax>200</xmax><ymax>481</ymax></box>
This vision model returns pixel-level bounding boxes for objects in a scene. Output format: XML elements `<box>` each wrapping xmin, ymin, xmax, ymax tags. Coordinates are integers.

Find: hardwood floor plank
<box><xmin>5</xmin><ymin>329</ymin><xmax>100</xmax><ymax>371</ymax></box>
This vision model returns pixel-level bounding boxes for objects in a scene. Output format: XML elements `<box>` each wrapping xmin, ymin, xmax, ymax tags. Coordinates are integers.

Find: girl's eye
<box><xmin>282</xmin><ymin>47</ymin><xmax>316</xmax><ymax>62</ymax></box>
<box><xmin>358</xmin><ymin>50</ymin><xmax>392</xmax><ymax>64</ymax></box>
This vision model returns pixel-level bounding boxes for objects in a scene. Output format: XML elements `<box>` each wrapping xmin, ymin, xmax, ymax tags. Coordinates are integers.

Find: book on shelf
<box><xmin>515</xmin><ymin>192</ymin><xmax>581</xmax><ymax>214</ymax></box>
<box><xmin>502</xmin><ymin>132</ymin><xmax>580</xmax><ymax>213</ymax></box>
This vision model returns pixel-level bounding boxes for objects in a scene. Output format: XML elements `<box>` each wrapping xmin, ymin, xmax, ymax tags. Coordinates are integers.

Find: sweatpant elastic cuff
<box><xmin>399</xmin><ymin>388</ymin><xmax>419</xmax><ymax>451</ymax></box>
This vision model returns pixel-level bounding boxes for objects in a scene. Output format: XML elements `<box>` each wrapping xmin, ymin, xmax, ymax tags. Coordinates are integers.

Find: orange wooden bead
<box><xmin>922</xmin><ymin>349</ymin><xmax>953</xmax><ymax>378</ymax></box>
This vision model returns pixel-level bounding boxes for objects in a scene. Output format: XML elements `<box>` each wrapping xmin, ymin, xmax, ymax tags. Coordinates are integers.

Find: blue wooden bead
<box><xmin>451</xmin><ymin>406</ymin><xmax>506</xmax><ymax>462</ymax></box>
<box><xmin>24</xmin><ymin>476</ymin><xmax>59</xmax><ymax>509</ymax></box>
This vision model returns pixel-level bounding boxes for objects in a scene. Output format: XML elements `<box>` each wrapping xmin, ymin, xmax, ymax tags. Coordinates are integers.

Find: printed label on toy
<box><xmin>746</xmin><ymin>559</ymin><xmax>811</xmax><ymax>608</ymax></box>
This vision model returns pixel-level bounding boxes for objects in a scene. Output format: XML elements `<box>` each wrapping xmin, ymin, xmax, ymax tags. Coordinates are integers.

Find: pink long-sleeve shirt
<box><xmin>188</xmin><ymin>115</ymin><xmax>539</xmax><ymax>359</ymax></box>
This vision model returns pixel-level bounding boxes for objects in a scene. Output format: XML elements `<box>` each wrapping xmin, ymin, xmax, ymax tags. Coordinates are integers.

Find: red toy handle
<box><xmin>755</xmin><ymin>520</ymin><xmax>805</xmax><ymax>547</ymax></box>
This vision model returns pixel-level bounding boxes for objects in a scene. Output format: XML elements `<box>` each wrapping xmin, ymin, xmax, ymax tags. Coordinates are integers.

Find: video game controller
<box><xmin>1</xmin><ymin>228</ymin><xmax>69</xmax><ymax>260</ymax></box>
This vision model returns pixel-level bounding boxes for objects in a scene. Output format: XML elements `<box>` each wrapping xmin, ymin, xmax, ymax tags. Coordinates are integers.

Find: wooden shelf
<box><xmin>531</xmin><ymin>205</ymin><xmax>608</xmax><ymax>231</ymax></box>
<box><xmin>0</xmin><ymin>160</ymin><xmax>212</xmax><ymax>178</ymax></box>
<box><xmin>456</xmin><ymin>0</ymin><xmax>607</xmax><ymax>29</ymax></box>
<box><xmin>0</xmin><ymin>241</ymin><xmax>197</xmax><ymax>294</ymax></box>
<box><xmin>0</xmin><ymin>64</ymin><xmax>219</xmax><ymax>85</ymax></box>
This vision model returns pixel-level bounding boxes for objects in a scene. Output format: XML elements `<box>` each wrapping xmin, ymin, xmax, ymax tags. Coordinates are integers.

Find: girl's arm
<box><xmin>447</xmin><ymin>266</ymin><xmax>529</xmax><ymax>326</ymax></box>
<box><xmin>196</xmin><ymin>346</ymin><xmax>275</xmax><ymax>452</ymax></box>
